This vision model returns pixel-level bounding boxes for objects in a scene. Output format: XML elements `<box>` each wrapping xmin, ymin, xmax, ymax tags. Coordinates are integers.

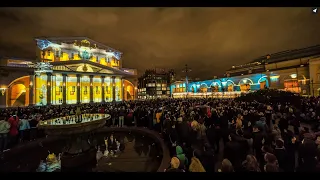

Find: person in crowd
<box><xmin>19</xmin><ymin>115</ymin><xmax>30</xmax><ymax>142</ymax></box>
<box><xmin>274</xmin><ymin>138</ymin><xmax>287</xmax><ymax>171</ymax></box>
<box><xmin>28</xmin><ymin>116</ymin><xmax>39</xmax><ymax>141</ymax></box>
<box><xmin>175</xmin><ymin>145</ymin><xmax>188</xmax><ymax>169</ymax></box>
<box><xmin>242</xmin><ymin>154</ymin><xmax>261</xmax><ymax>172</ymax></box>
<box><xmin>1</xmin><ymin>89</ymin><xmax>320</xmax><ymax>172</ymax></box>
<box><xmin>118</xmin><ymin>107</ymin><xmax>125</xmax><ymax>127</ymax></box>
<box><xmin>189</xmin><ymin>155</ymin><xmax>206</xmax><ymax>172</ymax></box>
<box><xmin>8</xmin><ymin>114</ymin><xmax>19</xmax><ymax>148</ymax></box>
<box><xmin>164</xmin><ymin>157</ymin><xmax>185</xmax><ymax>172</ymax></box>
<box><xmin>0</xmin><ymin>116</ymin><xmax>10</xmax><ymax>152</ymax></box>
<box><xmin>218</xmin><ymin>159</ymin><xmax>234</xmax><ymax>172</ymax></box>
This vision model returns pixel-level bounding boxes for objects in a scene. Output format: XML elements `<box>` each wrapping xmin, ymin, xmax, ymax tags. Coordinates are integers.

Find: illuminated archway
<box><xmin>199</xmin><ymin>83</ymin><xmax>208</xmax><ymax>93</ymax></box>
<box><xmin>7</xmin><ymin>76</ymin><xmax>30</xmax><ymax>107</ymax></box>
<box><xmin>225</xmin><ymin>80</ymin><xmax>235</xmax><ymax>92</ymax></box>
<box><xmin>210</xmin><ymin>82</ymin><xmax>220</xmax><ymax>92</ymax></box>
<box><xmin>239</xmin><ymin>78</ymin><xmax>253</xmax><ymax>92</ymax></box>
<box><xmin>258</xmin><ymin>76</ymin><xmax>269</xmax><ymax>89</ymax></box>
<box><xmin>123</xmin><ymin>79</ymin><xmax>135</xmax><ymax>100</ymax></box>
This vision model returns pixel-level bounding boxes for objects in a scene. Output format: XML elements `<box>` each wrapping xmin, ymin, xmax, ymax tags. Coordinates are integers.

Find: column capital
<box><xmin>76</xmin><ymin>74</ymin><xmax>81</xmax><ymax>78</ymax></box>
<box><xmin>89</xmin><ymin>75</ymin><xmax>94</xmax><ymax>78</ymax></box>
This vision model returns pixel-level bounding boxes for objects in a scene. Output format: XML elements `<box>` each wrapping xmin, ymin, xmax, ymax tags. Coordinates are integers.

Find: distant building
<box><xmin>171</xmin><ymin>44</ymin><xmax>320</xmax><ymax>98</ymax></box>
<box><xmin>137</xmin><ymin>68</ymin><xmax>174</xmax><ymax>99</ymax></box>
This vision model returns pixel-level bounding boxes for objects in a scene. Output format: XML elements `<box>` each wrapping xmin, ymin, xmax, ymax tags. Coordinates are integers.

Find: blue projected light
<box><xmin>36</xmin><ymin>39</ymin><xmax>52</xmax><ymax>50</ymax></box>
<box><xmin>82</xmin><ymin>50</ymin><xmax>90</xmax><ymax>60</ymax></box>
<box><xmin>113</xmin><ymin>52</ymin><xmax>122</xmax><ymax>60</ymax></box>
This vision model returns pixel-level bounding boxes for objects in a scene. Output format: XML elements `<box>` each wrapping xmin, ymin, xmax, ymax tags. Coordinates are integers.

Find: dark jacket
<box><xmin>274</xmin><ymin>148</ymin><xmax>287</xmax><ymax>171</ymax></box>
<box><xmin>224</xmin><ymin>140</ymin><xmax>244</xmax><ymax>171</ymax></box>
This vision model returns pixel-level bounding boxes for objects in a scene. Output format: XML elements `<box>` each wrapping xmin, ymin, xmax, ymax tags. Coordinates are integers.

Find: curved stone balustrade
<box><xmin>38</xmin><ymin>114</ymin><xmax>110</xmax><ymax>135</ymax></box>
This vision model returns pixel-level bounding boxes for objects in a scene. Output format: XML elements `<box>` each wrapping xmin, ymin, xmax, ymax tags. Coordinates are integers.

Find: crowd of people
<box><xmin>1</xmin><ymin>89</ymin><xmax>320</xmax><ymax>172</ymax></box>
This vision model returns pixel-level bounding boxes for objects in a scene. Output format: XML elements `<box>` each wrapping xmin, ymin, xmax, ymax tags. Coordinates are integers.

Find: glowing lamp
<box><xmin>0</xmin><ymin>88</ymin><xmax>6</xmax><ymax>96</ymax></box>
<box><xmin>77</xmin><ymin>83</ymin><xmax>80</xmax><ymax>86</ymax></box>
<box><xmin>221</xmin><ymin>82</ymin><xmax>227</xmax><ymax>86</ymax></box>
<box><xmin>29</xmin><ymin>81</ymin><xmax>33</xmax><ymax>86</ymax></box>
<box><xmin>47</xmin><ymin>82</ymin><xmax>51</xmax><ymax>86</ymax></box>
<box><xmin>243</xmin><ymin>79</ymin><xmax>247</xmax><ymax>84</ymax></box>
<box><xmin>90</xmin><ymin>83</ymin><xmax>93</xmax><ymax>86</ymax></box>
<box><xmin>63</xmin><ymin>82</ymin><xmax>66</xmax><ymax>86</ymax></box>
<box><xmin>290</xmin><ymin>74</ymin><xmax>297</xmax><ymax>79</ymax></box>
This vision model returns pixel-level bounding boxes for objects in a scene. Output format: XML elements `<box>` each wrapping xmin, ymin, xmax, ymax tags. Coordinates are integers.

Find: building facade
<box><xmin>0</xmin><ymin>37</ymin><xmax>137</xmax><ymax>108</ymax></box>
<box><xmin>171</xmin><ymin>45</ymin><xmax>320</xmax><ymax>98</ymax></box>
<box><xmin>137</xmin><ymin>68</ymin><xmax>174</xmax><ymax>99</ymax></box>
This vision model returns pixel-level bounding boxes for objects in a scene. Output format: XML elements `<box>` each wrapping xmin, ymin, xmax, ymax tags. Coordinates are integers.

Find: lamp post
<box><xmin>182</xmin><ymin>64</ymin><xmax>192</xmax><ymax>98</ymax></box>
<box><xmin>311</xmin><ymin>79</ymin><xmax>314</xmax><ymax>97</ymax></box>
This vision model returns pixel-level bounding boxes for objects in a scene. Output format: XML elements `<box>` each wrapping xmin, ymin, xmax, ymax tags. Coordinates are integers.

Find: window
<box><xmin>157</xmin><ymin>91</ymin><xmax>162</xmax><ymax>95</ymax></box>
<box><xmin>162</xmin><ymin>87</ymin><xmax>166</xmax><ymax>90</ymax></box>
<box><xmin>55</xmin><ymin>51</ymin><xmax>60</xmax><ymax>57</ymax></box>
<box><xmin>156</xmin><ymin>84</ymin><xmax>161</xmax><ymax>87</ymax></box>
<box><xmin>59</xmin><ymin>86</ymin><xmax>63</xmax><ymax>92</ymax></box>
<box><xmin>147</xmin><ymin>83</ymin><xmax>155</xmax><ymax>87</ymax></box>
<box><xmin>156</xmin><ymin>87</ymin><xmax>161</xmax><ymax>90</ymax></box>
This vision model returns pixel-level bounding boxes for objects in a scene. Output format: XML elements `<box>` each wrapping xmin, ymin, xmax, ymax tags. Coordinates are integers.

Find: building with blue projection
<box><xmin>171</xmin><ymin>45</ymin><xmax>320</xmax><ymax>98</ymax></box>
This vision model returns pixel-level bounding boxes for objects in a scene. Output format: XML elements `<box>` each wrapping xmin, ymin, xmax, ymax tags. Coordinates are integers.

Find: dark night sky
<box><xmin>0</xmin><ymin>8</ymin><xmax>319</xmax><ymax>80</ymax></box>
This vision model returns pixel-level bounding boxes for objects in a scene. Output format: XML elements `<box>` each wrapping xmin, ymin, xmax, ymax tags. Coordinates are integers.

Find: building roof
<box><xmin>251</xmin><ymin>44</ymin><xmax>320</xmax><ymax>64</ymax></box>
<box><xmin>34</xmin><ymin>36</ymin><xmax>122</xmax><ymax>55</ymax></box>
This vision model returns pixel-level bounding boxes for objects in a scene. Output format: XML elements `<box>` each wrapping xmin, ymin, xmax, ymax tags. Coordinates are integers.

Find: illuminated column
<box><xmin>29</xmin><ymin>74</ymin><xmax>35</xmax><ymax>106</ymax></box>
<box><xmin>101</xmin><ymin>76</ymin><xmax>105</xmax><ymax>103</ymax></box>
<box><xmin>46</xmin><ymin>73</ymin><xmax>52</xmax><ymax>105</ymax></box>
<box><xmin>89</xmin><ymin>75</ymin><xmax>94</xmax><ymax>103</ymax></box>
<box><xmin>76</xmin><ymin>74</ymin><xmax>81</xmax><ymax>104</ymax></box>
<box><xmin>121</xmin><ymin>78</ymin><xmax>125</xmax><ymax>101</ymax></box>
<box><xmin>112</xmin><ymin>76</ymin><xmax>116</xmax><ymax>101</ymax></box>
<box><xmin>62</xmin><ymin>74</ymin><xmax>67</xmax><ymax>105</ymax></box>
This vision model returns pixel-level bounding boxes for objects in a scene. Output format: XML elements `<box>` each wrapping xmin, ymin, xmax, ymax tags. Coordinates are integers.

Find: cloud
<box><xmin>0</xmin><ymin>7</ymin><xmax>319</xmax><ymax>79</ymax></box>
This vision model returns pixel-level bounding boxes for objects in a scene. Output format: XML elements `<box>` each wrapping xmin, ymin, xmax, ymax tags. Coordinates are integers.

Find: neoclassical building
<box><xmin>0</xmin><ymin>37</ymin><xmax>137</xmax><ymax>108</ymax></box>
<box><xmin>171</xmin><ymin>45</ymin><xmax>320</xmax><ymax>98</ymax></box>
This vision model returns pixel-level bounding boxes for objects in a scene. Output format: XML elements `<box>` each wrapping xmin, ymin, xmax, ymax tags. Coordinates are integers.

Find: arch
<box><xmin>210</xmin><ymin>81</ymin><xmax>221</xmax><ymax>87</ymax></box>
<box><xmin>7</xmin><ymin>76</ymin><xmax>30</xmax><ymax>107</ymax></box>
<box><xmin>8</xmin><ymin>76</ymin><xmax>30</xmax><ymax>88</ymax></box>
<box><xmin>200</xmin><ymin>83</ymin><xmax>208</xmax><ymax>88</ymax></box>
<box><xmin>199</xmin><ymin>83</ymin><xmax>208</xmax><ymax>93</ymax></box>
<box><xmin>123</xmin><ymin>79</ymin><xmax>135</xmax><ymax>100</ymax></box>
<box><xmin>226</xmin><ymin>80</ymin><xmax>235</xmax><ymax>86</ymax></box>
<box><xmin>258</xmin><ymin>76</ymin><xmax>268</xmax><ymax>83</ymax></box>
<box><xmin>238</xmin><ymin>78</ymin><xmax>254</xmax><ymax>85</ymax></box>
<box><xmin>258</xmin><ymin>76</ymin><xmax>269</xmax><ymax>89</ymax></box>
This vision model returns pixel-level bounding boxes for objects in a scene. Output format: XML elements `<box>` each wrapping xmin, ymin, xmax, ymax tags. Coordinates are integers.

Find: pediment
<box><xmin>51</xmin><ymin>60</ymin><xmax>133</xmax><ymax>76</ymax></box>
<box><xmin>65</xmin><ymin>63</ymin><xmax>114</xmax><ymax>74</ymax></box>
